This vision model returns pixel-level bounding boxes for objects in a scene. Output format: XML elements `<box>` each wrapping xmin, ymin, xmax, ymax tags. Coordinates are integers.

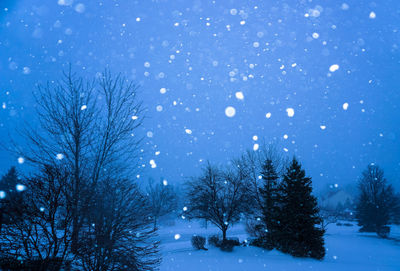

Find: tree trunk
<box><xmin>71</xmin><ymin>213</ymin><xmax>79</xmax><ymax>253</ymax></box>
<box><xmin>0</xmin><ymin>209</ymin><xmax>3</xmax><ymax>235</ymax></box>
<box><xmin>222</xmin><ymin>228</ymin><xmax>227</xmax><ymax>241</ymax></box>
<box><xmin>71</xmin><ymin>145</ymin><xmax>81</xmax><ymax>254</ymax></box>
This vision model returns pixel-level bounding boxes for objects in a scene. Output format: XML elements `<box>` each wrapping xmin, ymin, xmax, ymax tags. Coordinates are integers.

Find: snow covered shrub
<box><xmin>377</xmin><ymin>226</ymin><xmax>390</xmax><ymax>238</ymax></box>
<box><xmin>245</xmin><ymin>217</ymin><xmax>264</xmax><ymax>238</ymax></box>
<box><xmin>227</xmin><ymin>237</ymin><xmax>240</xmax><ymax>246</ymax></box>
<box><xmin>208</xmin><ymin>235</ymin><xmax>221</xmax><ymax>247</ymax></box>
<box><xmin>249</xmin><ymin>237</ymin><xmax>273</xmax><ymax>250</ymax></box>
<box><xmin>219</xmin><ymin>240</ymin><xmax>236</xmax><ymax>252</ymax></box>
<box><xmin>191</xmin><ymin>235</ymin><xmax>207</xmax><ymax>250</ymax></box>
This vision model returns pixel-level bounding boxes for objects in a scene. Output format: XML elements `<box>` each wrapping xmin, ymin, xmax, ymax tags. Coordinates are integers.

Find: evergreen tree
<box><xmin>259</xmin><ymin>159</ymin><xmax>280</xmax><ymax>248</ymax></box>
<box><xmin>0</xmin><ymin>166</ymin><xmax>19</xmax><ymax>195</ymax></box>
<box><xmin>356</xmin><ymin>164</ymin><xmax>398</xmax><ymax>237</ymax></box>
<box><xmin>275</xmin><ymin>157</ymin><xmax>325</xmax><ymax>259</ymax></box>
<box><xmin>0</xmin><ymin>167</ymin><xmax>22</xmax><ymax>231</ymax></box>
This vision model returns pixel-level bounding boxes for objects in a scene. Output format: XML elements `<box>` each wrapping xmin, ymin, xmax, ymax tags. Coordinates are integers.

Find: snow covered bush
<box><xmin>219</xmin><ymin>240</ymin><xmax>237</xmax><ymax>252</ymax></box>
<box><xmin>208</xmin><ymin>235</ymin><xmax>221</xmax><ymax>247</ymax></box>
<box><xmin>207</xmin><ymin>235</ymin><xmax>239</xmax><ymax>251</ymax></box>
<box><xmin>249</xmin><ymin>236</ymin><xmax>273</xmax><ymax>250</ymax></box>
<box><xmin>377</xmin><ymin>226</ymin><xmax>390</xmax><ymax>238</ymax></box>
<box><xmin>191</xmin><ymin>235</ymin><xmax>207</xmax><ymax>250</ymax></box>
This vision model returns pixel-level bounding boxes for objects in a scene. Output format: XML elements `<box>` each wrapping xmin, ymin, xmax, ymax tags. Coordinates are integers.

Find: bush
<box><xmin>226</xmin><ymin>237</ymin><xmax>240</xmax><ymax>246</ymax></box>
<box><xmin>207</xmin><ymin>235</ymin><xmax>240</xmax><ymax>252</ymax></box>
<box><xmin>0</xmin><ymin>257</ymin><xmax>68</xmax><ymax>271</ymax></box>
<box><xmin>377</xmin><ymin>226</ymin><xmax>390</xmax><ymax>238</ymax></box>
<box><xmin>0</xmin><ymin>257</ymin><xmax>24</xmax><ymax>270</ymax></box>
<box><xmin>219</xmin><ymin>240</ymin><xmax>237</xmax><ymax>252</ymax></box>
<box><xmin>208</xmin><ymin>235</ymin><xmax>221</xmax><ymax>247</ymax></box>
<box><xmin>27</xmin><ymin>258</ymin><xmax>65</xmax><ymax>271</ymax></box>
<box><xmin>249</xmin><ymin>237</ymin><xmax>273</xmax><ymax>250</ymax></box>
<box><xmin>245</xmin><ymin>218</ymin><xmax>264</xmax><ymax>238</ymax></box>
<box><xmin>191</xmin><ymin>235</ymin><xmax>207</xmax><ymax>250</ymax></box>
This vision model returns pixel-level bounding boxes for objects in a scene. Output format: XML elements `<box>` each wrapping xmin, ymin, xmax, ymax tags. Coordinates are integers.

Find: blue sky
<box><xmin>0</xmin><ymin>0</ymin><xmax>399</xmax><ymax>190</ymax></box>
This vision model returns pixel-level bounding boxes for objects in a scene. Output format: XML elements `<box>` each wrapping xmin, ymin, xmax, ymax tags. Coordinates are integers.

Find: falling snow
<box><xmin>286</xmin><ymin>108</ymin><xmax>295</xmax><ymax>118</ymax></box>
<box><xmin>235</xmin><ymin>91</ymin><xmax>244</xmax><ymax>100</ymax></box>
<box><xmin>225</xmin><ymin>106</ymin><xmax>236</xmax><ymax>118</ymax></box>
<box><xmin>329</xmin><ymin>64</ymin><xmax>340</xmax><ymax>72</ymax></box>
<box><xmin>0</xmin><ymin>1</ymin><xmax>399</xmax><ymax>269</ymax></box>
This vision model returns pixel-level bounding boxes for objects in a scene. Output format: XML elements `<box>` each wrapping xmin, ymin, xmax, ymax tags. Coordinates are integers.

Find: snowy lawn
<box><xmin>159</xmin><ymin>220</ymin><xmax>400</xmax><ymax>271</ymax></box>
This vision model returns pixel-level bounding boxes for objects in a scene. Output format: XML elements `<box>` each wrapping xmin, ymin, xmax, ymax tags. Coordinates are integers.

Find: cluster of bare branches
<box><xmin>184</xmin><ymin>144</ymin><xmax>286</xmax><ymax>241</ymax></box>
<box><xmin>185</xmin><ymin>161</ymin><xmax>252</xmax><ymax>241</ymax></box>
<box><xmin>145</xmin><ymin>178</ymin><xmax>178</xmax><ymax>230</ymax></box>
<box><xmin>1</xmin><ymin>69</ymin><xmax>159</xmax><ymax>270</ymax></box>
<box><xmin>16</xmin><ymin>69</ymin><xmax>144</xmax><ymax>251</ymax></box>
<box><xmin>76</xmin><ymin>178</ymin><xmax>160</xmax><ymax>271</ymax></box>
<box><xmin>0</xmin><ymin>165</ymin><xmax>73</xmax><ymax>267</ymax></box>
<box><xmin>237</xmin><ymin>144</ymin><xmax>288</xmax><ymax>213</ymax></box>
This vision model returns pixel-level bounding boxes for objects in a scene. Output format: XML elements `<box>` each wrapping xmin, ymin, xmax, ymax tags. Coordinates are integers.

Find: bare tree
<box><xmin>185</xmin><ymin>162</ymin><xmax>251</xmax><ymax>241</ymax></box>
<box><xmin>318</xmin><ymin>205</ymin><xmax>339</xmax><ymax>231</ymax></box>
<box><xmin>76</xmin><ymin>178</ymin><xmax>160</xmax><ymax>271</ymax></box>
<box><xmin>146</xmin><ymin>178</ymin><xmax>178</xmax><ymax>230</ymax></box>
<box><xmin>356</xmin><ymin>164</ymin><xmax>398</xmax><ymax>237</ymax></box>
<box><xmin>10</xmin><ymin>68</ymin><xmax>144</xmax><ymax>251</ymax></box>
<box><xmin>237</xmin><ymin>143</ymin><xmax>288</xmax><ymax>241</ymax></box>
<box><xmin>0</xmin><ymin>165</ymin><xmax>73</xmax><ymax>269</ymax></box>
<box><xmin>239</xmin><ymin>143</ymin><xmax>287</xmax><ymax>212</ymax></box>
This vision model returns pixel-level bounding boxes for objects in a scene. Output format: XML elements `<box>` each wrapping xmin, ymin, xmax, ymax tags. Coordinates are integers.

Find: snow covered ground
<box><xmin>158</xmin><ymin>220</ymin><xmax>400</xmax><ymax>271</ymax></box>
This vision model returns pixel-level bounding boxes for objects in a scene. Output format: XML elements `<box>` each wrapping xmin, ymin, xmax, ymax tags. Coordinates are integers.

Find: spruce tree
<box><xmin>0</xmin><ymin>167</ymin><xmax>21</xmax><ymax>231</ymax></box>
<box><xmin>275</xmin><ymin>157</ymin><xmax>325</xmax><ymax>259</ymax></box>
<box><xmin>259</xmin><ymin>159</ymin><xmax>280</xmax><ymax>248</ymax></box>
<box><xmin>0</xmin><ymin>166</ymin><xmax>19</xmax><ymax>195</ymax></box>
